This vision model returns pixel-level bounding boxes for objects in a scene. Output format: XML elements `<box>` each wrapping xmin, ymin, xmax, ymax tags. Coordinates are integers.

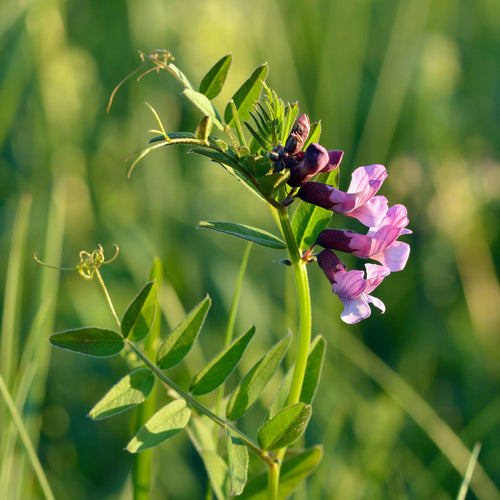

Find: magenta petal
<box><xmin>321</xmin><ymin>150</ymin><xmax>344</xmax><ymax>173</ymax></box>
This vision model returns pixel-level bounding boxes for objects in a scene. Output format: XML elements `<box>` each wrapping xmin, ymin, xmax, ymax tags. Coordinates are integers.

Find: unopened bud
<box><xmin>317</xmin><ymin>249</ymin><xmax>345</xmax><ymax>284</ymax></box>
<box><xmin>287</xmin><ymin>143</ymin><xmax>329</xmax><ymax>187</ymax></box>
<box><xmin>284</xmin><ymin>114</ymin><xmax>310</xmax><ymax>155</ymax></box>
<box><xmin>316</xmin><ymin>229</ymin><xmax>354</xmax><ymax>253</ymax></box>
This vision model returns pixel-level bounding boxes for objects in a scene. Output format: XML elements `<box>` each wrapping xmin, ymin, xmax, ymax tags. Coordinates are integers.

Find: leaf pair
<box><xmin>50</xmin><ymin>281</ymin><xmax>159</xmax><ymax>357</ymax></box>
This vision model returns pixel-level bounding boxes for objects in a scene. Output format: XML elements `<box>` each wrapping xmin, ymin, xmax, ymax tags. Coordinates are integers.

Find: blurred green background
<box><xmin>1</xmin><ymin>0</ymin><xmax>499</xmax><ymax>498</ymax></box>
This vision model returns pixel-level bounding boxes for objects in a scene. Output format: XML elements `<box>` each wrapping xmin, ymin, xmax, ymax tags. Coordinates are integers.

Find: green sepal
<box><xmin>88</xmin><ymin>368</ymin><xmax>155</xmax><ymax>420</ymax></box>
<box><xmin>121</xmin><ymin>281</ymin><xmax>158</xmax><ymax>342</ymax></box>
<box><xmin>226</xmin><ymin>333</ymin><xmax>291</xmax><ymax>421</ymax></box>
<box><xmin>126</xmin><ymin>399</ymin><xmax>191</xmax><ymax>453</ymax></box>
<box><xmin>224</xmin><ymin>63</ymin><xmax>268</xmax><ymax>126</ymax></box>
<box><xmin>49</xmin><ymin>327</ymin><xmax>124</xmax><ymax>357</ymax></box>
<box><xmin>238</xmin><ymin>446</ymin><xmax>323</xmax><ymax>500</ymax></box>
<box><xmin>198</xmin><ymin>221</ymin><xmax>286</xmax><ymax>249</ymax></box>
<box><xmin>189</xmin><ymin>325</ymin><xmax>256</xmax><ymax>395</ymax></box>
<box><xmin>156</xmin><ymin>296</ymin><xmax>211</xmax><ymax>369</ymax></box>
<box><xmin>257</xmin><ymin>403</ymin><xmax>312</xmax><ymax>451</ymax></box>
<box><xmin>199</xmin><ymin>53</ymin><xmax>232</xmax><ymax>99</ymax></box>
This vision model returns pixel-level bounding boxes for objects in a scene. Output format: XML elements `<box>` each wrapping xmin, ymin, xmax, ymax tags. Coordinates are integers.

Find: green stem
<box><xmin>93</xmin><ymin>270</ymin><xmax>272</xmax><ymax>466</ymax></box>
<box><xmin>0</xmin><ymin>374</ymin><xmax>55</xmax><ymax>500</ymax></box>
<box><xmin>268</xmin><ymin>206</ymin><xmax>313</xmax><ymax>498</ymax></box>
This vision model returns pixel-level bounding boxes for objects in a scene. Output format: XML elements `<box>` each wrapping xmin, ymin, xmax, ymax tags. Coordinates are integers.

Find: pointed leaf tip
<box><xmin>89</xmin><ymin>368</ymin><xmax>155</xmax><ymax>420</ymax></box>
<box><xmin>126</xmin><ymin>399</ymin><xmax>191</xmax><ymax>453</ymax></box>
<box><xmin>121</xmin><ymin>281</ymin><xmax>158</xmax><ymax>342</ymax></box>
<box><xmin>50</xmin><ymin>327</ymin><xmax>124</xmax><ymax>357</ymax></box>
<box><xmin>157</xmin><ymin>295</ymin><xmax>211</xmax><ymax>369</ymax></box>
<box><xmin>200</xmin><ymin>53</ymin><xmax>232</xmax><ymax>99</ymax></box>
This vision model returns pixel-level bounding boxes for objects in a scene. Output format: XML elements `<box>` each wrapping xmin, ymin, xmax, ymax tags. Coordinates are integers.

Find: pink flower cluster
<box><xmin>280</xmin><ymin>116</ymin><xmax>411</xmax><ymax>324</ymax></box>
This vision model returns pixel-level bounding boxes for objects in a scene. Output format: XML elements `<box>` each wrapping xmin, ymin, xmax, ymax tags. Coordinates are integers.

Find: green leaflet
<box><xmin>156</xmin><ymin>296</ymin><xmax>211</xmax><ymax>369</ymax></box>
<box><xmin>224</xmin><ymin>63</ymin><xmax>268</xmax><ymax>126</ymax></box>
<box><xmin>226</xmin><ymin>429</ymin><xmax>249</xmax><ymax>496</ymax></box>
<box><xmin>182</xmin><ymin>88</ymin><xmax>223</xmax><ymax>130</ymax></box>
<box><xmin>268</xmin><ymin>335</ymin><xmax>326</xmax><ymax>418</ymax></box>
<box><xmin>126</xmin><ymin>399</ymin><xmax>191</xmax><ymax>453</ymax></box>
<box><xmin>292</xmin><ymin>168</ymin><xmax>339</xmax><ymax>250</ymax></box>
<box><xmin>49</xmin><ymin>327</ymin><xmax>124</xmax><ymax>357</ymax></box>
<box><xmin>198</xmin><ymin>221</ymin><xmax>286</xmax><ymax>249</ymax></box>
<box><xmin>189</xmin><ymin>325</ymin><xmax>256</xmax><ymax>395</ymax></box>
<box><xmin>226</xmin><ymin>334</ymin><xmax>291</xmax><ymax>421</ymax></box>
<box><xmin>257</xmin><ymin>403</ymin><xmax>312</xmax><ymax>451</ymax></box>
<box><xmin>302</xmin><ymin>121</ymin><xmax>322</xmax><ymax>150</ymax></box>
<box><xmin>199</xmin><ymin>53</ymin><xmax>232</xmax><ymax>99</ymax></box>
<box><xmin>121</xmin><ymin>281</ymin><xmax>158</xmax><ymax>342</ymax></box>
<box><xmin>88</xmin><ymin>368</ymin><xmax>155</xmax><ymax>420</ymax></box>
<box><xmin>239</xmin><ymin>446</ymin><xmax>323</xmax><ymax>500</ymax></box>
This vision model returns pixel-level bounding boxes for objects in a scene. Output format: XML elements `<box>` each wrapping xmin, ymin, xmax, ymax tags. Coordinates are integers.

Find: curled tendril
<box><xmin>107</xmin><ymin>50</ymin><xmax>174</xmax><ymax>113</ymax></box>
<box><xmin>34</xmin><ymin>244</ymin><xmax>119</xmax><ymax>280</ymax></box>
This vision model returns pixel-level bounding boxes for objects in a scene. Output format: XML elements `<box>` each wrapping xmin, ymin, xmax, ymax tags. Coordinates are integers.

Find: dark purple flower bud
<box><xmin>316</xmin><ymin>229</ymin><xmax>354</xmax><ymax>254</ymax></box>
<box><xmin>297</xmin><ymin>181</ymin><xmax>336</xmax><ymax>208</ymax></box>
<box><xmin>287</xmin><ymin>143</ymin><xmax>330</xmax><ymax>187</ymax></box>
<box><xmin>284</xmin><ymin>114</ymin><xmax>310</xmax><ymax>155</ymax></box>
<box><xmin>316</xmin><ymin>249</ymin><xmax>345</xmax><ymax>284</ymax></box>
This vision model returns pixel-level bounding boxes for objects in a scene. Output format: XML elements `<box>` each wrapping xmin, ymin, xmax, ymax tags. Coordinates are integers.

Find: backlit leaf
<box><xmin>227</xmin><ymin>430</ymin><xmax>249</xmax><ymax>495</ymax></box>
<box><xmin>303</xmin><ymin>121</ymin><xmax>321</xmax><ymax>150</ymax></box>
<box><xmin>49</xmin><ymin>327</ymin><xmax>124</xmax><ymax>357</ymax></box>
<box><xmin>224</xmin><ymin>63</ymin><xmax>268</xmax><ymax>126</ymax></box>
<box><xmin>126</xmin><ymin>399</ymin><xmax>191</xmax><ymax>453</ymax></box>
<box><xmin>198</xmin><ymin>221</ymin><xmax>285</xmax><ymax>249</ymax></box>
<box><xmin>200</xmin><ymin>450</ymin><xmax>230</xmax><ymax>500</ymax></box>
<box><xmin>156</xmin><ymin>296</ymin><xmax>211</xmax><ymax>369</ymax></box>
<box><xmin>182</xmin><ymin>89</ymin><xmax>223</xmax><ymax>130</ymax></box>
<box><xmin>88</xmin><ymin>368</ymin><xmax>155</xmax><ymax>420</ymax></box>
<box><xmin>257</xmin><ymin>403</ymin><xmax>312</xmax><ymax>450</ymax></box>
<box><xmin>239</xmin><ymin>446</ymin><xmax>323</xmax><ymax>500</ymax></box>
<box><xmin>190</xmin><ymin>325</ymin><xmax>256</xmax><ymax>395</ymax></box>
<box><xmin>291</xmin><ymin>168</ymin><xmax>339</xmax><ymax>250</ymax></box>
<box><xmin>226</xmin><ymin>334</ymin><xmax>291</xmax><ymax>421</ymax></box>
<box><xmin>121</xmin><ymin>281</ymin><xmax>158</xmax><ymax>342</ymax></box>
<box><xmin>199</xmin><ymin>54</ymin><xmax>232</xmax><ymax>99</ymax></box>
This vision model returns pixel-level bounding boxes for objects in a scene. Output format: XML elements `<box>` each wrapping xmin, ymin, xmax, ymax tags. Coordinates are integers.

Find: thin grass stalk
<box><xmin>0</xmin><ymin>374</ymin><xmax>55</xmax><ymax>500</ymax></box>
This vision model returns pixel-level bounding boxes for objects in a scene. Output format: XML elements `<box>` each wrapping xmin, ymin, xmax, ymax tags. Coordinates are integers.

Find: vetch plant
<box><xmin>43</xmin><ymin>51</ymin><xmax>410</xmax><ymax>499</ymax></box>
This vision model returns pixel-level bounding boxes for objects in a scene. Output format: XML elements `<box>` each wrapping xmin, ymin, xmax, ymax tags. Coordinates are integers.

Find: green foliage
<box><xmin>302</xmin><ymin>121</ymin><xmax>322</xmax><ymax>150</ymax></box>
<box><xmin>239</xmin><ymin>446</ymin><xmax>323</xmax><ymax>500</ymax></box>
<box><xmin>224</xmin><ymin>63</ymin><xmax>269</xmax><ymax>126</ymax></box>
<box><xmin>156</xmin><ymin>296</ymin><xmax>211</xmax><ymax>369</ymax></box>
<box><xmin>257</xmin><ymin>403</ymin><xmax>312</xmax><ymax>451</ymax></box>
<box><xmin>126</xmin><ymin>400</ymin><xmax>191</xmax><ymax>453</ymax></box>
<box><xmin>268</xmin><ymin>336</ymin><xmax>326</xmax><ymax>418</ymax></box>
<box><xmin>198</xmin><ymin>221</ymin><xmax>286</xmax><ymax>249</ymax></box>
<box><xmin>199</xmin><ymin>53</ymin><xmax>232</xmax><ymax>99</ymax></box>
<box><xmin>182</xmin><ymin>88</ymin><xmax>223</xmax><ymax>130</ymax></box>
<box><xmin>189</xmin><ymin>325</ymin><xmax>256</xmax><ymax>395</ymax></box>
<box><xmin>227</xmin><ymin>430</ymin><xmax>249</xmax><ymax>496</ymax></box>
<box><xmin>292</xmin><ymin>168</ymin><xmax>339</xmax><ymax>249</ymax></box>
<box><xmin>49</xmin><ymin>327</ymin><xmax>124</xmax><ymax>357</ymax></box>
<box><xmin>88</xmin><ymin>368</ymin><xmax>155</xmax><ymax>420</ymax></box>
<box><xmin>121</xmin><ymin>281</ymin><xmax>158</xmax><ymax>342</ymax></box>
<box><xmin>226</xmin><ymin>334</ymin><xmax>291</xmax><ymax>421</ymax></box>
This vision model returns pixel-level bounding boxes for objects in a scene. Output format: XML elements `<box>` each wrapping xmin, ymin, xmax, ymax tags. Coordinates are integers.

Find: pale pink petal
<box><xmin>339</xmin><ymin>296</ymin><xmax>372</xmax><ymax>324</ymax></box>
<box><xmin>372</xmin><ymin>241</ymin><xmax>410</xmax><ymax>272</ymax></box>
<box><xmin>332</xmin><ymin>270</ymin><xmax>366</xmax><ymax>299</ymax></box>
<box><xmin>347</xmin><ymin>164</ymin><xmax>387</xmax><ymax>198</ymax></box>
<box><xmin>346</xmin><ymin>195</ymin><xmax>388</xmax><ymax>227</ymax></box>
<box><xmin>366</xmin><ymin>294</ymin><xmax>386</xmax><ymax>313</ymax></box>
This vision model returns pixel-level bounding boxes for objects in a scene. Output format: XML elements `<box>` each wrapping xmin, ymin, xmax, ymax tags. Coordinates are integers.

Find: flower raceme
<box><xmin>315</xmin><ymin>204</ymin><xmax>412</xmax><ymax>272</ymax></box>
<box><xmin>317</xmin><ymin>250</ymin><xmax>391</xmax><ymax>324</ymax></box>
<box><xmin>297</xmin><ymin>164</ymin><xmax>389</xmax><ymax>227</ymax></box>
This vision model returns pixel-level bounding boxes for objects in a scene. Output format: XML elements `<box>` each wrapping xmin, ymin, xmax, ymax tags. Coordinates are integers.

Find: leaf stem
<box><xmin>95</xmin><ymin>270</ymin><xmax>121</xmax><ymax>328</ymax></box>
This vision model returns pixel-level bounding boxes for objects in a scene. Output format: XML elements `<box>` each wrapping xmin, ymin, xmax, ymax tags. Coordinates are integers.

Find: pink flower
<box><xmin>317</xmin><ymin>250</ymin><xmax>390</xmax><ymax>324</ymax></box>
<box><xmin>316</xmin><ymin>204</ymin><xmax>411</xmax><ymax>272</ymax></box>
<box><xmin>297</xmin><ymin>164</ymin><xmax>388</xmax><ymax>227</ymax></box>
